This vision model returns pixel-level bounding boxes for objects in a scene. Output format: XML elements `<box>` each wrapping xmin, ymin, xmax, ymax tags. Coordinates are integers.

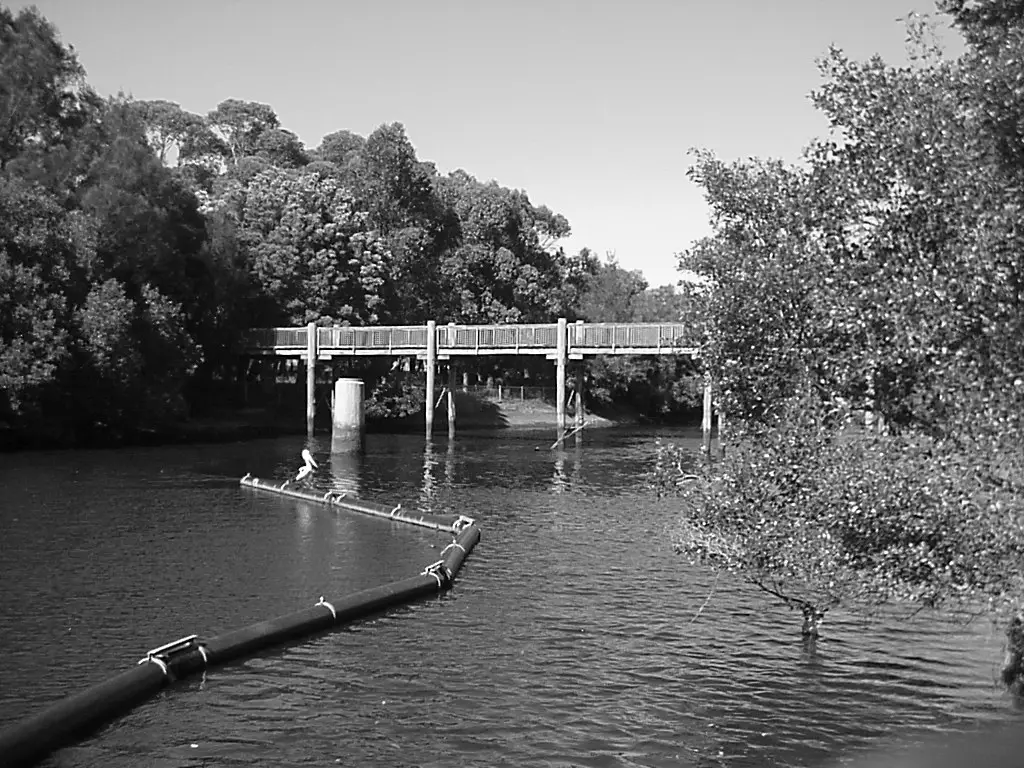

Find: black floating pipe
<box><xmin>0</xmin><ymin>523</ymin><xmax>480</xmax><ymax>768</ymax></box>
<box><xmin>240</xmin><ymin>473</ymin><xmax>467</xmax><ymax>533</ymax></box>
<box><xmin>0</xmin><ymin>664</ymin><xmax>167</xmax><ymax>768</ymax></box>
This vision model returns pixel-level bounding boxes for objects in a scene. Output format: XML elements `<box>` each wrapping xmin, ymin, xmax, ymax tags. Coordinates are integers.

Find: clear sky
<box><xmin>15</xmin><ymin>0</ymin><xmax>964</xmax><ymax>287</ymax></box>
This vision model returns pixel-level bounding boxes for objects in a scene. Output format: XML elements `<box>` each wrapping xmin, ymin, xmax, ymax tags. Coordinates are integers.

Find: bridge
<box><xmin>243</xmin><ymin>319</ymin><xmax>709</xmax><ymax>438</ymax></box>
<box><xmin>243</xmin><ymin>320</ymin><xmax>697</xmax><ymax>359</ymax></box>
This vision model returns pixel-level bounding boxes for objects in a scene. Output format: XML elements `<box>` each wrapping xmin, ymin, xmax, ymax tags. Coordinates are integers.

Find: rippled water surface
<box><xmin>0</xmin><ymin>427</ymin><xmax>1020</xmax><ymax>767</ymax></box>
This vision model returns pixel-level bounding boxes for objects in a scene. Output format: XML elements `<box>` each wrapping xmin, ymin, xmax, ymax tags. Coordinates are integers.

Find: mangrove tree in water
<box><xmin>662</xmin><ymin>8</ymin><xmax>1024</xmax><ymax>689</ymax></box>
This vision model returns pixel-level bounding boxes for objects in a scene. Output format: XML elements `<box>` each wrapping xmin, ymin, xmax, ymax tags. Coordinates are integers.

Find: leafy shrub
<box><xmin>655</xmin><ymin>396</ymin><xmax>1024</xmax><ymax>643</ymax></box>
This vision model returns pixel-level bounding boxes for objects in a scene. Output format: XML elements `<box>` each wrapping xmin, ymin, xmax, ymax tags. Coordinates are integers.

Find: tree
<box><xmin>938</xmin><ymin>0</ymin><xmax>1024</xmax><ymax>52</ymax></box>
<box><xmin>665</xmin><ymin>16</ymin><xmax>1024</xmax><ymax>684</ymax></box>
<box><xmin>632</xmin><ymin>284</ymin><xmax>688</xmax><ymax>323</ymax></box>
<box><xmin>205</xmin><ymin>98</ymin><xmax>279</xmax><ymax>165</ymax></box>
<box><xmin>312</xmin><ymin>129</ymin><xmax>365</xmax><ymax>169</ymax></box>
<box><xmin>0</xmin><ymin>177</ymin><xmax>76</xmax><ymax>424</ymax></box>
<box><xmin>75</xmin><ymin>101</ymin><xmax>210</xmax><ymax>327</ymax></box>
<box><xmin>436</xmin><ymin>170</ymin><xmax>577</xmax><ymax>323</ymax></box>
<box><xmin>659</xmin><ymin>402</ymin><xmax>1024</xmax><ymax>639</ymax></box>
<box><xmin>234</xmin><ymin>167</ymin><xmax>390</xmax><ymax>325</ymax></box>
<box><xmin>332</xmin><ymin>123</ymin><xmax>455</xmax><ymax>320</ymax></box>
<box><xmin>0</xmin><ymin>6</ymin><xmax>98</xmax><ymax>168</ymax></box>
<box><xmin>74</xmin><ymin>278</ymin><xmax>142</xmax><ymax>428</ymax></box>
<box><xmin>573</xmin><ymin>254</ymin><xmax>699</xmax><ymax>416</ymax></box>
<box><xmin>75</xmin><ymin>279</ymin><xmax>198</xmax><ymax>433</ymax></box>
<box><xmin>131</xmin><ymin>99</ymin><xmax>204</xmax><ymax>165</ymax></box>
<box><xmin>251</xmin><ymin>127</ymin><xmax>308</xmax><ymax>168</ymax></box>
<box><xmin>349</xmin><ymin>123</ymin><xmax>435</xmax><ymax>234</ymax></box>
<box><xmin>576</xmin><ymin>252</ymin><xmax>648</xmax><ymax>323</ymax></box>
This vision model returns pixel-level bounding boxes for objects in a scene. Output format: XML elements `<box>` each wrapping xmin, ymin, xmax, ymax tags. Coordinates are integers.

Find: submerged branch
<box><xmin>689</xmin><ymin>571</ymin><xmax>721</xmax><ymax>624</ymax></box>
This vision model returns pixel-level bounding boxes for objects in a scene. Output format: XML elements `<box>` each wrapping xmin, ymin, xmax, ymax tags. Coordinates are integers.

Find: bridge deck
<box><xmin>245</xmin><ymin>322</ymin><xmax>697</xmax><ymax>358</ymax></box>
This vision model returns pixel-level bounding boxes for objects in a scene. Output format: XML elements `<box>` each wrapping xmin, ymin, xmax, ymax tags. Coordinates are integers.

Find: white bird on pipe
<box><xmin>294</xmin><ymin>448</ymin><xmax>319</xmax><ymax>482</ymax></box>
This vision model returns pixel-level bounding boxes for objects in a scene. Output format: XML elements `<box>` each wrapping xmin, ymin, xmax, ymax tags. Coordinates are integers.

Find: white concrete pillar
<box><xmin>332</xmin><ymin>377</ymin><xmax>364</xmax><ymax>450</ymax></box>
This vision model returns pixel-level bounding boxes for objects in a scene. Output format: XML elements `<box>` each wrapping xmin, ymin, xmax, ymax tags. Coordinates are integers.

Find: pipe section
<box><xmin>240</xmin><ymin>474</ymin><xmax>468</xmax><ymax>533</ymax></box>
<box><xmin>0</xmin><ymin>522</ymin><xmax>480</xmax><ymax>768</ymax></box>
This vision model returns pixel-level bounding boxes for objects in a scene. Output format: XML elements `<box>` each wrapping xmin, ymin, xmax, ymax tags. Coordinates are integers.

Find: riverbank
<box><xmin>0</xmin><ymin>394</ymin><xmax>654</xmax><ymax>451</ymax></box>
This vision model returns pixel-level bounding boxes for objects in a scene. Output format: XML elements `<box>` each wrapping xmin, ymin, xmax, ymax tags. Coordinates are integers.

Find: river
<box><xmin>0</xmin><ymin>426</ymin><xmax>1020</xmax><ymax>767</ymax></box>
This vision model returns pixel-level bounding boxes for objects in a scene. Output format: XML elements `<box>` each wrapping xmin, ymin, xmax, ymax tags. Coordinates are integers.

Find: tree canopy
<box><xmin>662</xmin><ymin>8</ymin><xmax>1024</xmax><ymax>684</ymax></box>
<box><xmin>3</xmin><ymin>1</ymin><xmax>692</xmax><ymax>444</ymax></box>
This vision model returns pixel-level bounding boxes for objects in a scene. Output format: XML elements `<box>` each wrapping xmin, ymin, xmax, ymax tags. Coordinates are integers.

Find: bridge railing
<box><xmin>438</xmin><ymin>323</ymin><xmax>559</xmax><ymax>350</ymax></box>
<box><xmin>317</xmin><ymin>325</ymin><xmax>428</xmax><ymax>350</ymax></box>
<box><xmin>244</xmin><ymin>322</ymin><xmax>696</xmax><ymax>354</ymax></box>
<box><xmin>245</xmin><ymin>327</ymin><xmax>308</xmax><ymax>349</ymax></box>
<box><xmin>569</xmin><ymin>322</ymin><xmax>690</xmax><ymax>350</ymax></box>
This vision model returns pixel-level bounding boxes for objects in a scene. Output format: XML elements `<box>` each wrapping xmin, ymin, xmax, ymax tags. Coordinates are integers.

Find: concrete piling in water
<box><xmin>331</xmin><ymin>377</ymin><xmax>364</xmax><ymax>451</ymax></box>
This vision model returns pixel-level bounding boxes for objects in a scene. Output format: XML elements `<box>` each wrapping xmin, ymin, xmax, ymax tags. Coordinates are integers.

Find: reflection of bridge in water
<box><xmin>244</xmin><ymin>319</ymin><xmax>709</xmax><ymax>437</ymax></box>
<box><xmin>293</xmin><ymin>438</ymin><xmax>585</xmax><ymax>517</ymax></box>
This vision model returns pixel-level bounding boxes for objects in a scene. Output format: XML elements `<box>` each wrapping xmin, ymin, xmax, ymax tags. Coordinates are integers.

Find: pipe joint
<box><xmin>422</xmin><ymin>560</ymin><xmax>452</xmax><ymax>588</ymax></box>
<box><xmin>138</xmin><ymin>633</ymin><xmax>204</xmax><ymax>677</ymax></box>
<box><xmin>316</xmin><ymin>596</ymin><xmax>337</xmax><ymax>620</ymax></box>
<box><xmin>440</xmin><ymin>541</ymin><xmax>466</xmax><ymax>557</ymax></box>
<box><xmin>452</xmin><ymin>515</ymin><xmax>476</xmax><ymax>534</ymax></box>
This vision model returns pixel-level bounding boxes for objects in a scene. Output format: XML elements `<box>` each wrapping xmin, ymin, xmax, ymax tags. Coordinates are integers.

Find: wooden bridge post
<box><xmin>306</xmin><ymin>322</ymin><xmax>317</xmax><ymax>435</ymax></box>
<box><xmin>425</xmin><ymin>320</ymin><xmax>436</xmax><ymax>437</ymax></box>
<box><xmin>574</xmin><ymin>321</ymin><xmax>584</xmax><ymax>431</ymax></box>
<box><xmin>556</xmin><ymin>317</ymin><xmax>567</xmax><ymax>432</ymax></box>
<box><xmin>446</xmin><ymin>322</ymin><xmax>457</xmax><ymax>436</ymax></box>
<box><xmin>447</xmin><ymin>361</ymin><xmax>456</xmax><ymax>437</ymax></box>
<box><xmin>574</xmin><ymin>363</ymin><xmax>585</xmax><ymax>430</ymax></box>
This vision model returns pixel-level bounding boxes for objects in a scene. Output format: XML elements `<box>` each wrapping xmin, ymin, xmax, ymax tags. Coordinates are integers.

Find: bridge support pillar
<box><xmin>574</xmin><ymin>363</ymin><xmax>585</xmax><ymax>430</ymax></box>
<box><xmin>556</xmin><ymin>317</ymin><xmax>567</xmax><ymax>432</ymax></box>
<box><xmin>447</xmin><ymin>361</ymin><xmax>456</xmax><ymax>437</ymax></box>
<box><xmin>306</xmin><ymin>322</ymin><xmax>317</xmax><ymax>436</ymax></box>
<box><xmin>425</xmin><ymin>320</ymin><xmax>436</xmax><ymax>437</ymax></box>
<box><xmin>702</xmin><ymin>371</ymin><xmax>712</xmax><ymax>455</ymax></box>
<box><xmin>332</xmin><ymin>378</ymin><xmax>364</xmax><ymax>450</ymax></box>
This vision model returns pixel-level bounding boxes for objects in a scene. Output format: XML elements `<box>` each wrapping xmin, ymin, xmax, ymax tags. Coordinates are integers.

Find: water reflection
<box><xmin>552</xmin><ymin>452</ymin><xmax>568</xmax><ymax>494</ymax></box>
<box><xmin>550</xmin><ymin>441</ymin><xmax>582</xmax><ymax>496</ymax></box>
<box><xmin>328</xmin><ymin>446</ymin><xmax>361</xmax><ymax>497</ymax></box>
<box><xmin>419</xmin><ymin>438</ymin><xmax>457</xmax><ymax>512</ymax></box>
<box><xmin>421</xmin><ymin>438</ymin><xmax>437</xmax><ymax>508</ymax></box>
<box><xmin>2</xmin><ymin>431</ymin><xmax>1022</xmax><ymax>768</ymax></box>
<box><xmin>445</xmin><ymin>438</ymin><xmax>455</xmax><ymax>488</ymax></box>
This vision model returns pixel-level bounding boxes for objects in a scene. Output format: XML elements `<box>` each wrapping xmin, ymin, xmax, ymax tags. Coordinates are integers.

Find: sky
<box><xmin>16</xmin><ymin>0</ymin><xmax>965</xmax><ymax>288</ymax></box>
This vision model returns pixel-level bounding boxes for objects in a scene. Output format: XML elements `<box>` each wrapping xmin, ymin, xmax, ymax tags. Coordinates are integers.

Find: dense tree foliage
<box><xmin>0</xmin><ymin>6</ymin><xmax>97</xmax><ymax>169</ymax></box>
<box><xmin>575</xmin><ymin>253</ymin><xmax>699</xmax><ymax>415</ymax></box>
<box><xmin>436</xmin><ymin>170</ymin><xmax>579</xmax><ymax>323</ymax></box>
<box><xmin>658</xmin><ymin>9</ymin><xmax>1024</xmax><ymax>686</ymax></box>
<box><xmin>3</xmin><ymin>3</ymin><xmax>692</xmax><ymax>444</ymax></box>
<box><xmin>232</xmin><ymin>167</ymin><xmax>389</xmax><ymax>325</ymax></box>
<box><xmin>0</xmin><ymin>177</ymin><xmax>76</xmax><ymax>423</ymax></box>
